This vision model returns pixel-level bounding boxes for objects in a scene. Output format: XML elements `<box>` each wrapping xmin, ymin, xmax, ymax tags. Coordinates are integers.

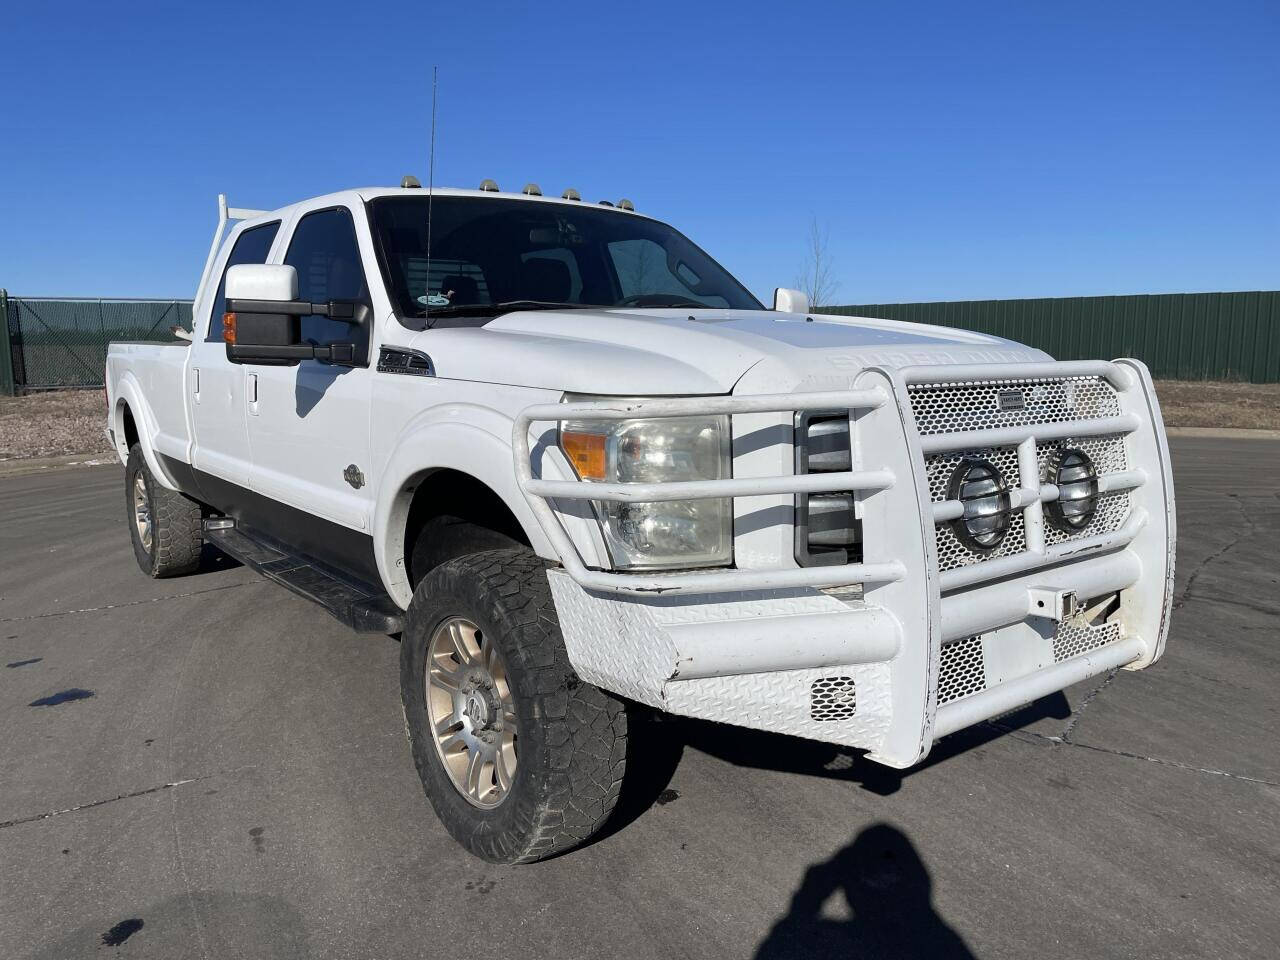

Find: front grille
<box><xmin>909</xmin><ymin>375</ymin><xmax>1132</xmax><ymax>574</ymax></box>
<box><xmin>908</xmin><ymin>376</ymin><xmax>1121</xmax><ymax>436</ymax></box>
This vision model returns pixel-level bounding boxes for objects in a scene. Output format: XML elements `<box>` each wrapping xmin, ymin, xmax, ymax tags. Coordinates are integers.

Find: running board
<box><xmin>202</xmin><ymin>521</ymin><xmax>404</xmax><ymax>634</ymax></box>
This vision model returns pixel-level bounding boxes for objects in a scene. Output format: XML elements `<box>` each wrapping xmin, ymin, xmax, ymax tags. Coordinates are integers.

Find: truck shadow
<box><xmin>613</xmin><ymin>691</ymin><xmax>1069</xmax><ymax>813</ymax></box>
<box><xmin>754</xmin><ymin>823</ymin><xmax>978</xmax><ymax>959</ymax></box>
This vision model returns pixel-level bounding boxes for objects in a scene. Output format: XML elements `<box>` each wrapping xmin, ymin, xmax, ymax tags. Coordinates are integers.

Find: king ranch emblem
<box><xmin>997</xmin><ymin>389</ymin><xmax>1026</xmax><ymax>412</ymax></box>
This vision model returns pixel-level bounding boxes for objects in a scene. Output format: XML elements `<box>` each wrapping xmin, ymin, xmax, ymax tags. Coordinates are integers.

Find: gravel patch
<box><xmin>0</xmin><ymin>390</ymin><xmax>114</xmax><ymax>460</ymax></box>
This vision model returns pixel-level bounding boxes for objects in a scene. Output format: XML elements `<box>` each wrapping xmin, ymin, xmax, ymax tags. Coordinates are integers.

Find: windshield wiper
<box><xmin>424</xmin><ymin>299</ymin><xmax>594</xmax><ymax>321</ymax></box>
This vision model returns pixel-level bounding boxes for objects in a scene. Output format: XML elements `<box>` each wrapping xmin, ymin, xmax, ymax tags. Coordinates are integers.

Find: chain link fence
<box><xmin>1</xmin><ymin>292</ymin><xmax>193</xmax><ymax>393</ymax></box>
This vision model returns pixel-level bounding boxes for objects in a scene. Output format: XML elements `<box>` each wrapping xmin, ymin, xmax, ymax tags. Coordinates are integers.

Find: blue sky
<box><xmin>2</xmin><ymin>0</ymin><xmax>1277</xmax><ymax>304</ymax></box>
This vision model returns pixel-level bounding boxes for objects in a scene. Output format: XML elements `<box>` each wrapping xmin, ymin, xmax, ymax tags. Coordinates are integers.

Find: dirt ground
<box><xmin>0</xmin><ymin>390</ymin><xmax>114</xmax><ymax>460</ymax></box>
<box><xmin>1</xmin><ymin>382</ymin><xmax>1277</xmax><ymax>461</ymax></box>
<box><xmin>1153</xmin><ymin>380</ymin><xmax>1280</xmax><ymax>431</ymax></box>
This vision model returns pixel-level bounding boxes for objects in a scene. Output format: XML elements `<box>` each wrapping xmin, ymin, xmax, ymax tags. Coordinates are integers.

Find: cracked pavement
<box><xmin>1</xmin><ymin>435</ymin><xmax>1277</xmax><ymax>959</ymax></box>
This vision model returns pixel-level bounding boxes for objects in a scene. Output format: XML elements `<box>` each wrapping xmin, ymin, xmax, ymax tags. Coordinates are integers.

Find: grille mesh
<box><xmin>1053</xmin><ymin>620</ymin><xmax>1123</xmax><ymax>662</ymax></box>
<box><xmin>938</xmin><ymin>635</ymin><xmax>986</xmax><ymax>704</ymax></box>
<box><xmin>907</xmin><ymin>376</ymin><xmax>1121</xmax><ymax>436</ymax></box>
<box><xmin>914</xmin><ymin>373</ymin><xmax>1133</xmax><ymax>572</ymax></box>
<box><xmin>810</xmin><ymin>676</ymin><xmax>857</xmax><ymax>721</ymax></box>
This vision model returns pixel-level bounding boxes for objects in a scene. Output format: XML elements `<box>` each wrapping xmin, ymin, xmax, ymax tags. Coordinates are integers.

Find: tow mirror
<box><xmin>773</xmin><ymin>287</ymin><xmax>809</xmax><ymax>314</ymax></box>
<box><xmin>223</xmin><ymin>264</ymin><xmax>367</xmax><ymax>366</ymax></box>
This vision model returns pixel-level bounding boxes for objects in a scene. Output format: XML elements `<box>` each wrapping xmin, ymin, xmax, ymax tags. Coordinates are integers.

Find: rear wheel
<box><xmin>400</xmin><ymin>549</ymin><xmax>628</xmax><ymax>863</ymax></box>
<box><xmin>125</xmin><ymin>444</ymin><xmax>202</xmax><ymax>578</ymax></box>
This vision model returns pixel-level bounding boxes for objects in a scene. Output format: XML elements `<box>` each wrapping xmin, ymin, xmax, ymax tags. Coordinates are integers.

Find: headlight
<box><xmin>948</xmin><ymin>457</ymin><xmax>1012</xmax><ymax>552</ymax></box>
<box><xmin>559</xmin><ymin>411</ymin><xmax>732</xmax><ymax>570</ymax></box>
<box><xmin>1045</xmin><ymin>447</ymin><xmax>1098</xmax><ymax>531</ymax></box>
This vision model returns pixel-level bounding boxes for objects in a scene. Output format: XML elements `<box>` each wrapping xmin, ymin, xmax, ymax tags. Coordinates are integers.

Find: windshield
<box><xmin>368</xmin><ymin>196</ymin><xmax>763</xmax><ymax>323</ymax></box>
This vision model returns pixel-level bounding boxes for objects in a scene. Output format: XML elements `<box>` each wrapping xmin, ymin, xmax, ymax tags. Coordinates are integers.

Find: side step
<box><xmin>203</xmin><ymin>521</ymin><xmax>404</xmax><ymax>634</ymax></box>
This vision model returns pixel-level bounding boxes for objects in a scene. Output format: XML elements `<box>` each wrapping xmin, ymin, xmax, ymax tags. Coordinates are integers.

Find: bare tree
<box><xmin>794</xmin><ymin>216</ymin><xmax>841</xmax><ymax>309</ymax></box>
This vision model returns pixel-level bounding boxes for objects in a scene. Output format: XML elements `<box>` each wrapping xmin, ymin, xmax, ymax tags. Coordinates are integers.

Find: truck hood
<box><xmin>403</xmin><ymin>308</ymin><xmax>1051</xmax><ymax>395</ymax></box>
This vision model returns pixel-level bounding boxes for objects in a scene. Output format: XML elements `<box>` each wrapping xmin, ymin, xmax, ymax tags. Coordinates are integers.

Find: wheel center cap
<box><xmin>464</xmin><ymin>693</ymin><xmax>490</xmax><ymax>728</ymax></box>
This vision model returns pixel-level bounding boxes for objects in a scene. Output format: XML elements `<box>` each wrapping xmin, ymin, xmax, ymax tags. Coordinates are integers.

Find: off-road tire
<box><xmin>125</xmin><ymin>444</ymin><xmax>202</xmax><ymax>578</ymax></box>
<box><xmin>400</xmin><ymin>549</ymin><xmax>628</xmax><ymax>863</ymax></box>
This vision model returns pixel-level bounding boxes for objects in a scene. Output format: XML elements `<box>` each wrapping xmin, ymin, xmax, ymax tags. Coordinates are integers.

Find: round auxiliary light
<box><xmin>948</xmin><ymin>458</ymin><xmax>1012</xmax><ymax>552</ymax></box>
<box><xmin>1045</xmin><ymin>447</ymin><xmax>1098</xmax><ymax>532</ymax></box>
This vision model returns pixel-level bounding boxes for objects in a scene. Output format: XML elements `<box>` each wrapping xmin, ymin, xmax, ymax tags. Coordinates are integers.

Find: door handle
<box><xmin>192</xmin><ymin>367</ymin><xmax>201</xmax><ymax>402</ymax></box>
<box><xmin>247</xmin><ymin>373</ymin><xmax>258</xmax><ymax>403</ymax></box>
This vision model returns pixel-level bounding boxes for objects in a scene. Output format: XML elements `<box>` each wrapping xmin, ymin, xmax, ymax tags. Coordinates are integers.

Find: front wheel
<box><xmin>125</xmin><ymin>444</ymin><xmax>202</xmax><ymax>578</ymax></box>
<box><xmin>400</xmin><ymin>549</ymin><xmax>628</xmax><ymax>863</ymax></box>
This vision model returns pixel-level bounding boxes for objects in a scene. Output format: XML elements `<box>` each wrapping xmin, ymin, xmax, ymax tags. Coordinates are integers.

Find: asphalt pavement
<box><xmin>1</xmin><ymin>435</ymin><xmax>1277</xmax><ymax>959</ymax></box>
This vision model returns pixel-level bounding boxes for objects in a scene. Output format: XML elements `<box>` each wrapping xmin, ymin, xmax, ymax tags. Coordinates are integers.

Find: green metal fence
<box><xmin>1</xmin><ymin>289</ymin><xmax>1277</xmax><ymax>393</ymax></box>
<box><xmin>1</xmin><ymin>292</ymin><xmax>193</xmax><ymax>394</ymax></box>
<box><xmin>824</xmin><ymin>291</ymin><xmax>1280</xmax><ymax>383</ymax></box>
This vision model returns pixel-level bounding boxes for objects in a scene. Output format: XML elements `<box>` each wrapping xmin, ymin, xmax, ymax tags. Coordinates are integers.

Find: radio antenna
<box><xmin>425</xmin><ymin>64</ymin><xmax>439</xmax><ymax>327</ymax></box>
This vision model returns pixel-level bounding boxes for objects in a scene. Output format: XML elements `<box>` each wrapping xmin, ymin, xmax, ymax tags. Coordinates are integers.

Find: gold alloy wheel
<box><xmin>425</xmin><ymin>617</ymin><xmax>518</xmax><ymax>808</ymax></box>
<box><xmin>132</xmin><ymin>472</ymin><xmax>152</xmax><ymax>552</ymax></box>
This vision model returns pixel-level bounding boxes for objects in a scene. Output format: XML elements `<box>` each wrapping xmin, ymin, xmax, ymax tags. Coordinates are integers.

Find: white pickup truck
<box><xmin>106</xmin><ymin>180</ymin><xmax>1176</xmax><ymax>863</ymax></box>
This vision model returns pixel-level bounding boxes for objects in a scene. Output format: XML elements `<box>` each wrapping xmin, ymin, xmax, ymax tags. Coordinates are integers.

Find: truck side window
<box><xmin>284</xmin><ymin>207</ymin><xmax>370</xmax><ymax>346</ymax></box>
<box><xmin>206</xmin><ymin>222</ymin><xmax>280</xmax><ymax>342</ymax></box>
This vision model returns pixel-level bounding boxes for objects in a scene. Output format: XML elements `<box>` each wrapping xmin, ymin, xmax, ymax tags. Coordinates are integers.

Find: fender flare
<box><xmin>112</xmin><ymin>373</ymin><xmax>181</xmax><ymax>491</ymax></box>
<box><xmin>372</xmin><ymin>413</ymin><xmax>605</xmax><ymax>609</ymax></box>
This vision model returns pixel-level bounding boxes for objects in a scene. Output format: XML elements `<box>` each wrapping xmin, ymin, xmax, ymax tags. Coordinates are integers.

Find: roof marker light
<box><xmin>562</xmin><ymin>188</ymin><xmax>581</xmax><ymax>200</ymax></box>
<box><xmin>598</xmin><ymin>200</ymin><xmax>614</xmax><ymax>207</ymax></box>
<box><xmin>400</xmin><ymin>175</ymin><xmax>421</xmax><ymax>188</ymax></box>
<box><xmin>478</xmin><ymin>179</ymin><xmax>500</xmax><ymax>192</ymax></box>
<box><xmin>523</xmin><ymin>183</ymin><xmax>542</xmax><ymax>196</ymax></box>
<box><xmin>617</xmin><ymin>198</ymin><xmax>634</xmax><ymax>211</ymax></box>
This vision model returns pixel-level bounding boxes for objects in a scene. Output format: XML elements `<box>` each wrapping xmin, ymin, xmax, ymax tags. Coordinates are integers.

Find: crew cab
<box><xmin>105</xmin><ymin>181</ymin><xmax>1176</xmax><ymax>863</ymax></box>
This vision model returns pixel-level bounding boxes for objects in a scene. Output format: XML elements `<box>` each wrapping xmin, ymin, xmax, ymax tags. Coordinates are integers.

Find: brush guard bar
<box><xmin>513</xmin><ymin>390</ymin><xmax>908</xmax><ymax>595</ymax></box>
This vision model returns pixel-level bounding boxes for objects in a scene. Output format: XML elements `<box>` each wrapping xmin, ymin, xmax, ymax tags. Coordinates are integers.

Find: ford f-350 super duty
<box><xmin>105</xmin><ymin>181</ymin><xmax>1176</xmax><ymax>863</ymax></box>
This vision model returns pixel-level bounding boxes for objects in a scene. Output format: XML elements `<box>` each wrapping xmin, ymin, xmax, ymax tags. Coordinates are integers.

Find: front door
<box><xmin>244</xmin><ymin>205</ymin><xmax>376</xmax><ymax>572</ymax></box>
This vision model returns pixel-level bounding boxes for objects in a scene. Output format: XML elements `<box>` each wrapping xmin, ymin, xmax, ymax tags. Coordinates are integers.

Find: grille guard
<box><xmin>513</xmin><ymin>358</ymin><xmax>1176</xmax><ymax>768</ymax></box>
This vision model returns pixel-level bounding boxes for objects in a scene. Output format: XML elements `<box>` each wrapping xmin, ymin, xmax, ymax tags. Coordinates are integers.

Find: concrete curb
<box><xmin>1165</xmin><ymin>426</ymin><xmax>1280</xmax><ymax>440</ymax></box>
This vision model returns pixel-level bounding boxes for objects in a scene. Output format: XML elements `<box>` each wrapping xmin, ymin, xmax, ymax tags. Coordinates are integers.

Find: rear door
<box><xmin>189</xmin><ymin>220</ymin><xmax>280</xmax><ymax>485</ymax></box>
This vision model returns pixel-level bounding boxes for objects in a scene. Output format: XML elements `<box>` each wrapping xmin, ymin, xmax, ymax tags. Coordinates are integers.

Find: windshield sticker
<box><xmin>417</xmin><ymin>293</ymin><xmax>452</xmax><ymax>307</ymax></box>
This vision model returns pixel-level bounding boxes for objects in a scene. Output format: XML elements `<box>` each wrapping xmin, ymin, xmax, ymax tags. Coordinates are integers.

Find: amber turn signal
<box><xmin>222</xmin><ymin>312</ymin><xmax>236</xmax><ymax>344</ymax></box>
<box><xmin>560</xmin><ymin>429</ymin><xmax>607</xmax><ymax>480</ymax></box>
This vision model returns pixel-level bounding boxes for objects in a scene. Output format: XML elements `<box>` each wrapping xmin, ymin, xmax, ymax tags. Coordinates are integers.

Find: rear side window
<box><xmin>284</xmin><ymin>207</ymin><xmax>370</xmax><ymax>345</ymax></box>
<box><xmin>205</xmin><ymin>222</ymin><xmax>280</xmax><ymax>342</ymax></box>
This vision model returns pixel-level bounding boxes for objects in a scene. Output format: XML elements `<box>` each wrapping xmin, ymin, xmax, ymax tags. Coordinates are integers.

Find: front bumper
<box><xmin>515</xmin><ymin>358</ymin><xmax>1175</xmax><ymax>768</ymax></box>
